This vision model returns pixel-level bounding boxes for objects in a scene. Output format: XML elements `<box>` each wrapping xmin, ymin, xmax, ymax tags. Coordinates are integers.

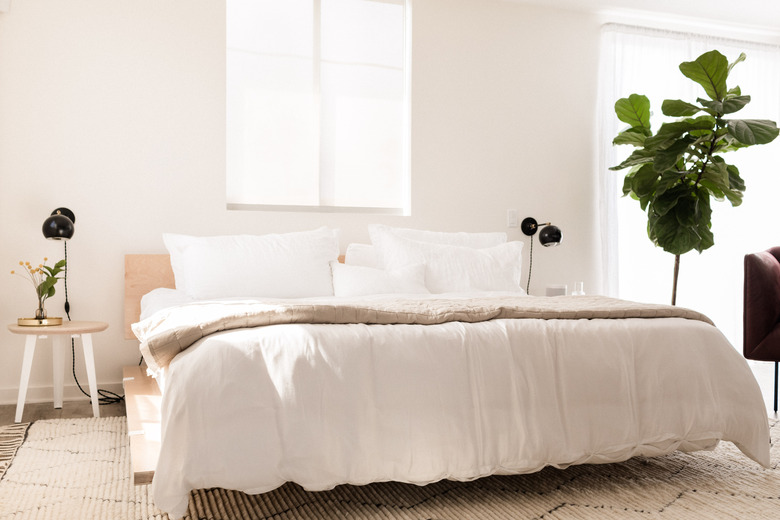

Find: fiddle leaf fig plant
<box><xmin>610</xmin><ymin>50</ymin><xmax>779</xmax><ymax>305</ymax></box>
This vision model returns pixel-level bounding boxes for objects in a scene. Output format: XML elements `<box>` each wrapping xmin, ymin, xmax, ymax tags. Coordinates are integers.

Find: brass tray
<box><xmin>17</xmin><ymin>317</ymin><xmax>63</xmax><ymax>327</ymax></box>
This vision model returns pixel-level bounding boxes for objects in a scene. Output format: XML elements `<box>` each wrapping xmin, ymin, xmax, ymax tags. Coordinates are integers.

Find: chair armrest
<box><xmin>744</xmin><ymin>247</ymin><xmax>780</xmax><ymax>360</ymax></box>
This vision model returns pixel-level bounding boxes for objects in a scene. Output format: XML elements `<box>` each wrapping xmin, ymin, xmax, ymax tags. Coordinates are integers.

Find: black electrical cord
<box><xmin>64</xmin><ymin>241</ymin><xmax>125</xmax><ymax>405</ymax></box>
<box><xmin>525</xmin><ymin>238</ymin><xmax>534</xmax><ymax>294</ymax></box>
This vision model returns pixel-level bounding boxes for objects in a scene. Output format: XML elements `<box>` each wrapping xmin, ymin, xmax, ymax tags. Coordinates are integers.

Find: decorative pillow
<box><xmin>368</xmin><ymin>224</ymin><xmax>508</xmax><ymax>268</ymax></box>
<box><xmin>163</xmin><ymin>227</ymin><xmax>340</xmax><ymax>299</ymax></box>
<box><xmin>374</xmin><ymin>232</ymin><xmax>524</xmax><ymax>293</ymax></box>
<box><xmin>330</xmin><ymin>262</ymin><xmax>429</xmax><ymax>297</ymax></box>
<box><xmin>344</xmin><ymin>243</ymin><xmax>379</xmax><ymax>268</ymax></box>
<box><xmin>369</xmin><ymin>224</ymin><xmax>506</xmax><ymax>247</ymax></box>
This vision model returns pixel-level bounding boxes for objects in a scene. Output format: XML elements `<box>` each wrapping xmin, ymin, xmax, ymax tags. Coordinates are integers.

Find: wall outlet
<box><xmin>506</xmin><ymin>209</ymin><xmax>518</xmax><ymax>227</ymax></box>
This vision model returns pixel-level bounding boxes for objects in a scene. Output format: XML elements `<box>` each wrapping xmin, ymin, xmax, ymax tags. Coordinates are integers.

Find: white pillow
<box><xmin>368</xmin><ymin>224</ymin><xmax>507</xmax><ymax>268</ymax></box>
<box><xmin>163</xmin><ymin>227</ymin><xmax>340</xmax><ymax>299</ymax></box>
<box><xmin>344</xmin><ymin>243</ymin><xmax>379</xmax><ymax>268</ymax></box>
<box><xmin>330</xmin><ymin>262</ymin><xmax>429</xmax><ymax>297</ymax></box>
<box><xmin>368</xmin><ymin>224</ymin><xmax>507</xmax><ymax>249</ymax></box>
<box><xmin>140</xmin><ymin>288</ymin><xmax>194</xmax><ymax>320</ymax></box>
<box><xmin>374</xmin><ymin>232</ymin><xmax>524</xmax><ymax>293</ymax></box>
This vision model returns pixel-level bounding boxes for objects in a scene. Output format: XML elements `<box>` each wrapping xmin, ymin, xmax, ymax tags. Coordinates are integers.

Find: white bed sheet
<box><xmin>144</xmin><ymin>295</ymin><xmax>770</xmax><ymax>519</ymax></box>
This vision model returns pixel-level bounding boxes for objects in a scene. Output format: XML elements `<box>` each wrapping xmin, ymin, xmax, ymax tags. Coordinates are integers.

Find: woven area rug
<box><xmin>0</xmin><ymin>417</ymin><xmax>777</xmax><ymax>520</ymax></box>
<box><xmin>0</xmin><ymin>423</ymin><xmax>29</xmax><ymax>481</ymax></box>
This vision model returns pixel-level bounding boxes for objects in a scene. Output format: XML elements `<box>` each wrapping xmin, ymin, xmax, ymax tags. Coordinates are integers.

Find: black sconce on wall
<box><xmin>42</xmin><ymin>207</ymin><xmax>75</xmax><ymax>316</ymax></box>
<box><xmin>42</xmin><ymin>208</ymin><xmax>75</xmax><ymax>241</ymax></box>
<box><xmin>521</xmin><ymin>217</ymin><xmax>562</xmax><ymax>294</ymax></box>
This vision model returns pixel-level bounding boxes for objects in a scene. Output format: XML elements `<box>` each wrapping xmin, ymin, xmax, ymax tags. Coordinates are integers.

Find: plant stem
<box><xmin>671</xmin><ymin>254</ymin><xmax>680</xmax><ymax>306</ymax></box>
<box><xmin>695</xmin><ymin>120</ymin><xmax>722</xmax><ymax>187</ymax></box>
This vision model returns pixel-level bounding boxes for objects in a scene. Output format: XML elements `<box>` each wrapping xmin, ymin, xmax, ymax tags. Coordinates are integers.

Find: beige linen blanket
<box><xmin>133</xmin><ymin>295</ymin><xmax>714</xmax><ymax>373</ymax></box>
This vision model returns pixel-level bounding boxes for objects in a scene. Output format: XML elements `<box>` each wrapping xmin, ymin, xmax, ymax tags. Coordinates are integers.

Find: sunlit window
<box><xmin>226</xmin><ymin>0</ymin><xmax>412</xmax><ymax>214</ymax></box>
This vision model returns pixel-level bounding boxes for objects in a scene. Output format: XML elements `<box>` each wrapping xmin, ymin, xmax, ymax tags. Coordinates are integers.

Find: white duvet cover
<box><xmin>145</xmin><ymin>294</ymin><xmax>770</xmax><ymax>519</ymax></box>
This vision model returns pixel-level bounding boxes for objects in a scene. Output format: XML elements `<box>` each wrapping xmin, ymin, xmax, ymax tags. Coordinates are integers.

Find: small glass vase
<box><xmin>18</xmin><ymin>308</ymin><xmax>61</xmax><ymax>326</ymax></box>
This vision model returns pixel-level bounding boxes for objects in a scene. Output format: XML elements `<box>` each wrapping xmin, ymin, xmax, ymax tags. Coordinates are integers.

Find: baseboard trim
<box><xmin>0</xmin><ymin>381</ymin><xmax>124</xmax><ymax>406</ymax></box>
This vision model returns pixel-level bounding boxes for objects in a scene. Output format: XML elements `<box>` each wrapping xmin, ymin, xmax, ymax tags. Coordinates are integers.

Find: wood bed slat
<box><xmin>123</xmin><ymin>365</ymin><xmax>161</xmax><ymax>485</ymax></box>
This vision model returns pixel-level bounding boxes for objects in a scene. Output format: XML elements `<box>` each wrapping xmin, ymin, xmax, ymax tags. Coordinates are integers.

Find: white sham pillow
<box><xmin>139</xmin><ymin>288</ymin><xmax>194</xmax><ymax>320</ymax></box>
<box><xmin>344</xmin><ymin>243</ymin><xmax>379</xmax><ymax>268</ymax></box>
<box><xmin>330</xmin><ymin>262</ymin><xmax>429</xmax><ymax>297</ymax></box>
<box><xmin>369</xmin><ymin>224</ymin><xmax>507</xmax><ymax>248</ymax></box>
<box><xmin>374</xmin><ymin>232</ymin><xmax>524</xmax><ymax>293</ymax></box>
<box><xmin>368</xmin><ymin>224</ymin><xmax>508</xmax><ymax>268</ymax></box>
<box><xmin>163</xmin><ymin>227</ymin><xmax>340</xmax><ymax>299</ymax></box>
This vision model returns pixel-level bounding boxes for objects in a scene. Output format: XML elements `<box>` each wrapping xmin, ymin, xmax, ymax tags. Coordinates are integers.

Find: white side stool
<box><xmin>8</xmin><ymin>320</ymin><xmax>108</xmax><ymax>423</ymax></box>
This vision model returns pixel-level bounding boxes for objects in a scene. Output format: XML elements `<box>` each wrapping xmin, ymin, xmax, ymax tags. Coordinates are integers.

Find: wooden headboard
<box><xmin>124</xmin><ymin>253</ymin><xmax>347</xmax><ymax>340</ymax></box>
<box><xmin>124</xmin><ymin>254</ymin><xmax>174</xmax><ymax>340</ymax></box>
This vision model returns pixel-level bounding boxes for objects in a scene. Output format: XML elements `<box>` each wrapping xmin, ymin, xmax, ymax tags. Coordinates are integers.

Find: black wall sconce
<box><xmin>521</xmin><ymin>217</ymin><xmax>562</xmax><ymax>294</ymax></box>
<box><xmin>42</xmin><ymin>207</ymin><xmax>75</xmax><ymax>240</ymax></box>
<box><xmin>42</xmin><ymin>207</ymin><xmax>75</xmax><ymax>316</ymax></box>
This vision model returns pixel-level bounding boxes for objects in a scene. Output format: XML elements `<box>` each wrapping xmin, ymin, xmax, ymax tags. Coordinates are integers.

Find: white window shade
<box><xmin>227</xmin><ymin>0</ymin><xmax>411</xmax><ymax>214</ymax></box>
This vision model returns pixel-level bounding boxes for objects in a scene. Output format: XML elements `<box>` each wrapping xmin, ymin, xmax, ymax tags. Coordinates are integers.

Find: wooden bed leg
<box><xmin>123</xmin><ymin>365</ymin><xmax>162</xmax><ymax>485</ymax></box>
<box><xmin>774</xmin><ymin>361</ymin><xmax>778</xmax><ymax>413</ymax></box>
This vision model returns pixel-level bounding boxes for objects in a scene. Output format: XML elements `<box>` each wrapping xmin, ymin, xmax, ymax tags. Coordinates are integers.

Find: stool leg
<box><xmin>52</xmin><ymin>336</ymin><xmax>65</xmax><ymax>409</ymax></box>
<box><xmin>80</xmin><ymin>333</ymin><xmax>100</xmax><ymax>418</ymax></box>
<box><xmin>15</xmin><ymin>335</ymin><xmax>37</xmax><ymax>423</ymax></box>
<box><xmin>774</xmin><ymin>361</ymin><xmax>778</xmax><ymax>413</ymax></box>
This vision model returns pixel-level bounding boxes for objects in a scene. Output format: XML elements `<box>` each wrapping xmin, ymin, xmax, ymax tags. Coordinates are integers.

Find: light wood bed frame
<box><xmin>124</xmin><ymin>254</ymin><xmax>174</xmax><ymax>340</ymax></box>
<box><xmin>123</xmin><ymin>254</ymin><xmax>173</xmax><ymax>485</ymax></box>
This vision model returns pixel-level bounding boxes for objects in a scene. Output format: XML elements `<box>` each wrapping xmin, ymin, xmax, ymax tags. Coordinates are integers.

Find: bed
<box><xmin>127</xmin><ymin>226</ymin><xmax>771</xmax><ymax>519</ymax></box>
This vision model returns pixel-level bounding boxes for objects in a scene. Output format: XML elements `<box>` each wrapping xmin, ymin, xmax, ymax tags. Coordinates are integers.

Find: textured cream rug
<box><xmin>0</xmin><ymin>416</ymin><xmax>777</xmax><ymax>520</ymax></box>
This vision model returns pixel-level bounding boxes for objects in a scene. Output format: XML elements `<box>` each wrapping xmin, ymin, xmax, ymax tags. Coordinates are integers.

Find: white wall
<box><xmin>0</xmin><ymin>0</ymin><xmax>601</xmax><ymax>404</ymax></box>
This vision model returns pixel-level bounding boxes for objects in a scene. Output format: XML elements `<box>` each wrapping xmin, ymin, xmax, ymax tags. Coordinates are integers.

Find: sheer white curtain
<box><xmin>598</xmin><ymin>24</ymin><xmax>780</xmax><ymax>347</ymax></box>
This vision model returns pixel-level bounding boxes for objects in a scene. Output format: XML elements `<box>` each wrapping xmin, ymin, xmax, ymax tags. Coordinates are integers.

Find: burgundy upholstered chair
<box><xmin>743</xmin><ymin>247</ymin><xmax>780</xmax><ymax>412</ymax></box>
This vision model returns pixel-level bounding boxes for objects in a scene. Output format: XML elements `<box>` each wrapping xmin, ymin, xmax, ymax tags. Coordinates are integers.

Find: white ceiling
<box><xmin>506</xmin><ymin>0</ymin><xmax>780</xmax><ymax>35</ymax></box>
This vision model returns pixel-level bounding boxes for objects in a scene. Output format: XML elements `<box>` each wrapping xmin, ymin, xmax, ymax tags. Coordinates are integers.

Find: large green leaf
<box><xmin>613</xmin><ymin>128</ymin><xmax>648</xmax><ymax>146</ymax></box>
<box><xmin>648</xmin><ymin>189</ymin><xmax>714</xmax><ymax>255</ymax></box>
<box><xmin>610</xmin><ymin>148</ymin><xmax>655</xmax><ymax>171</ymax></box>
<box><xmin>701</xmin><ymin>156</ymin><xmax>729</xmax><ymax>188</ymax></box>
<box><xmin>722</xmin><ymin>95</ymin><xmax>750</xmax><ymax>114</ymax></box>
<box><xmin>662</xmin><ymin>99</ymin><xmax>701</xmax><ymax>117</ymax></box>
<box><xmin>648</xmin><ymin>116</ymin><xmax>715</xmax><ymax>142</ymax></box>
<box><xmin>653</xmin><ymin>138</ymin><xmax>692</xmax><ymax>172</ymax></box>
<box><xmin>727</xmin><ymin>163</ymin><xmax>745</xmax><ymax>191</ymax></box>
<box><xmin>615</xmin><ymin>94</ymin><xmax>651</xmax><ymax>129</ymax></box>
<box><xmin>679</xmin><ymin>50</ymin><xmax>729</xmax><ymax>101</ymax></box>
<box><xmin>727</xmin><ymin>119</ymin><xmax>780</xmax><ymax>145</ymax></box>
<box><xmin>648</xmin><ymin>211</ymin><xmax>701</xmax><ymax>255</ymax></box>
<box><xmin>652</xmin><ymin>184</ymin><xmax>690</xmax><ymax>217</ymax></box>
<box><xmin>629</xmin><ymin>163</ymin><xmax>659</xmax><ymax>198</ymax></box>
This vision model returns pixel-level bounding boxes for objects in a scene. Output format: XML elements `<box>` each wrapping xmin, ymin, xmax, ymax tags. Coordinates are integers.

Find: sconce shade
<box><xmin>521</xmin><ymin>217</ymin><xmax>539</xmax><ymax>237</ymax></box>
<box><xmin>42</xmin><ymin>208</ymin><xmax>75</xmax><ymax>240</ymax></box>
<box><xmin>539</xmin><ymin>225</ymin><xmax>562</xmax><ymax>246</ymax></box>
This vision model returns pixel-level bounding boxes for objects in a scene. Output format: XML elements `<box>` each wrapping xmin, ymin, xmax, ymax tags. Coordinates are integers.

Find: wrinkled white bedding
<box><xmin>143</xmin><ymin>294</ymin><xmax>770</xmax><ymax>519</ymax></box>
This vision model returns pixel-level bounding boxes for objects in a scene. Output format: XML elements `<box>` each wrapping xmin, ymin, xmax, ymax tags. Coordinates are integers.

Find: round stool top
<box><xmin>8</xmin><ymin>320</ymin><xmax>109</xmax><ymax>335</ymax></box>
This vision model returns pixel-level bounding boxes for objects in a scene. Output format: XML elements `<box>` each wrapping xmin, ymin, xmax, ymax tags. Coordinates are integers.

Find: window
<box><xmin>598</xmin><ymin>24</ymin><xmax>780</xmax><ymax>347</ymax></box>
<box><xmin>226</xmin><ymin>0</ymin><xmax>412</xmax><ymax>214</ymax></box>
